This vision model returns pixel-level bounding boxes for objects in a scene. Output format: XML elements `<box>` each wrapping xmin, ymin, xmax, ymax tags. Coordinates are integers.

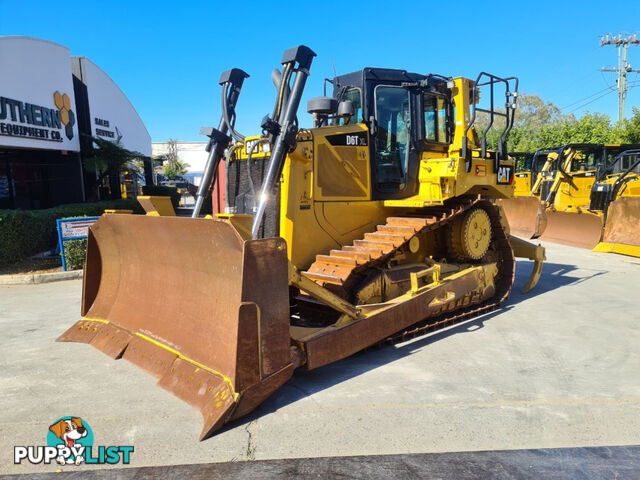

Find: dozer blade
<box><xmin>496</xmin><ymin>197</ymin><xmax>547</xmax><ymax>239</ymax></box>
<box><xmin>539</xmin><ymin>209</ymin><xmax>603</xmax><ymax>249</ymax></box>
<box><xmin>57</xmin><ymin>214</ymin><xmax>294</xmax><ymax>440</ymax></box>
<box><xmin>594</xmin><ymin>197</ymin><xmax>640</xmax><ymax>257</ymax></box>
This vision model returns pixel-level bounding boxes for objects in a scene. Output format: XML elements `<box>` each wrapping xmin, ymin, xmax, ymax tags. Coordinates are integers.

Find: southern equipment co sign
<box><xmin>0</xmin><ymin>91</ymin><xmax>76</xmax><ymax>143</ymax></box>
<box><xmin>0</xmin><ymin>37</ymin><xmax>80</xmax><ymax>151</ymax></box>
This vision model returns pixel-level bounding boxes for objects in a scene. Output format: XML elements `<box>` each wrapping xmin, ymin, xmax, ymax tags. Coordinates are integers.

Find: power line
<box><xmin>560</xmin><ymin>85</ymin><xmax>616</xmax><ymax>110</ymax></box>
<box><xmin>565</xmin><ymin>89</ymin><xmax>617</xmax><ymax>114</ymax></box>
<box><xmin>562</xmin><ymin>80</ymin><xmax>640</xmax><ymax>116</ymax></box>
<box><xmin>600</xmin><ymin>69</ymin><xmax>614</xmax><ymax>88</ymax></box>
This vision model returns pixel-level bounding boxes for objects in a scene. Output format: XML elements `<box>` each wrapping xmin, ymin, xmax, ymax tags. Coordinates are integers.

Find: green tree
<box><xmin>82</xmin><ymin>135</ymin><xmax>146</xmax><ymax>200</ymax></box>
<box><xmin>536</xmin><ymin>112</ymin><xmax>620</xmax><ymax>147</ymax></box>
<box><xmin>618</xmin><ymin>107</ymin><xmax>640</xmax><ymax>143</ymax></box>
<box><xmin>161</xmin><ymin>139</ymin><xmax>190</xmax><ymax>179</ymax></box>
<box><xmin>475</xmin><ymin>92</ymin><xmax>629</xmax><ymax>155</ymax></box>
<box><xmin>509</xmin><ymin>94</ymin><xmax>563</xmax><ymax>152</ymax></box>
<box><xmin>476</xmin><ymin>94</ymin><xmax>562</xmax><ymax>152</ymax></box>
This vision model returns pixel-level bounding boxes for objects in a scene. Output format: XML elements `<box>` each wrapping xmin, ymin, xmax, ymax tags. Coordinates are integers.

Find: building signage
<box><xmin>58</xmin><ymin>217</ymin><xmax>98</xmax><ymax>239</ymax></box>
<box><xmin>0</xmin><ymin>37</ymin><xmax>80</xmax><ymax>151</ymax></box>
<box><xmin>0</xmin><ymin>92</ymin><xmax>75</xmax><ymax>142</ymax></box>
<box><xmin>94</xmin><ymin>117</ymin><xmax>122</xmax><ymax>141</ymax></box>
<box><xmin>78</xmin><ymin>57</ymin><xmax>151</xmax><ymax>156</ymax></box>
<box><xmin>56</xmin><ymin>217</ymin><xmax>100</xmax><ymax>271</ymax></box>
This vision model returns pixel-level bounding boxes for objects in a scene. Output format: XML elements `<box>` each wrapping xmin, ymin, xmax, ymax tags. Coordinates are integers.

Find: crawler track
<box><xmin>302</xmin><ymin>197</ymin><xmax>516</xmax><ymax>338</ymax></box>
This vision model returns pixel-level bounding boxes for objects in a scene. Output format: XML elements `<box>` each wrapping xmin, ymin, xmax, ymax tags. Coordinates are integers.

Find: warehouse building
<box><xmin>0</xmin><ymin>36</ymin><xmax>152</xmax><ymax>209</ymax></box>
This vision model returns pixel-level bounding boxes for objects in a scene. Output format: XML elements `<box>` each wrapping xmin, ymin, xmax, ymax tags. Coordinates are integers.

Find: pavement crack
<box><xmin>245</xmin><ymin>419</ymin><xmax>258</xmax><ymax>461</ymax></box>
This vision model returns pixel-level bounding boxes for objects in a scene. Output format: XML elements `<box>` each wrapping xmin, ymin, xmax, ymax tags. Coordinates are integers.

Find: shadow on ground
<box><xmin>509</xmin><ymin>259</ymin><xmax>606</xmax><ymax>302</ymax></box>
<box><xmin>218</xmin><ymin>259</ymin><xmax>605</xmax><ymax>436</ymax></box>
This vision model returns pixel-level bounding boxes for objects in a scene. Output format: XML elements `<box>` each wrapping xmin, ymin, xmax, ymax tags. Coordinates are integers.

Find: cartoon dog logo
<box><xmin>48</xmin><ymin>417</ymin><xmax>87</xmax><ymax>465</ymax></box>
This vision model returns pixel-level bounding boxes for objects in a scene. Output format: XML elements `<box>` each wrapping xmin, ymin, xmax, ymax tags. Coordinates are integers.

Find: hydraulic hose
<box><xmin>191</xmin><ymin>68</ymin><xmax>249</xmax><ymax>218</ymax></box>
<box><xmin>252</xmin><ymin>67</ymin><xmax>312</xmax><ymax>238</ymax></box>
<box><xmin>245</xmin><ymin>138</ymin><xmax>270</xmax><ymax>207</ymax></box>
<box><xmin>222</xmin><ymin>82</ymin><xmax>245</xmax><ymax>143</ymax></box>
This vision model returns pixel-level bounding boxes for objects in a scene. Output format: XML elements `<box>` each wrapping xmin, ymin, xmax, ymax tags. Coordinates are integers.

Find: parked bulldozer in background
<box><xmin>58</xmin><ymin>45</ymin><xmax>546</xmax><ymax>440</ymax></box>
<box><xmin>510</xmin><ymin>152</ymin><xmax>535</xmax><ymax>196</ymax></box>
<box><xmin>592</xmin><ymin>149</ymin><xmax>640</xmax><ymax>256</ymax></box>
<box><xmin>499</xmin><ymin>143</ymin><xmax>640</xmax><ymax>249</ymax></box>
<box><xmin>497</xmin><ymin>149</ymin><xmax>552</xmax><ymax>238</ymax></box>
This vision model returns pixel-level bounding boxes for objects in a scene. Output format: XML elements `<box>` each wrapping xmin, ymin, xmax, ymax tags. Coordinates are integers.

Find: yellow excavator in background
<box><xmin>58</xmin><ymin>46</ymin><xmax>545</xmax><ymax>440</ymax></box>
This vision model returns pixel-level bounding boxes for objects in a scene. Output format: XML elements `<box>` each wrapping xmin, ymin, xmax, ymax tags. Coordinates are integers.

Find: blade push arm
<box><xmin>251</xmin><ymin>46</ymin><xmax>316</xmax><ymax>239</ymax></box>
<box><xmin>192</xmin><ymin>68</ymin><xmax>249</xmax><ymax>218</ymax></box>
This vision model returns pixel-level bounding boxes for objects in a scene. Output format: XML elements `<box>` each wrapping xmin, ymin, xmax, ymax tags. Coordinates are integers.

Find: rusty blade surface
<box><xmin>57</xmin><ymin>319</ymin><xmax>103</xmax><ymax>343</ymax></box>
<box><xmin>57</xmin><ymin>214</ymin><xmax>293</xmax><ymax>440</ymax></box>
<box><xmin>539</xmin><ymin>210</ymin><xmax>603</xmax><ymax>249</ymax></box>
<box><xmin>602</xmin><ymin>197</ymin><xmax>640</xmax><ymax>248</ymax></box>
<box><xmin>496</xmin><ymin>197</ymin><xmax>546</xmax><ymax>239</ymax></box>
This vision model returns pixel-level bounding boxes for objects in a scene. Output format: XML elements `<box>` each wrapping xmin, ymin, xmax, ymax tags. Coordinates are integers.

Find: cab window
<box><xmin>374</xmin><ymin>85</ymin><xmax>410</xmax><ymax>190</ymax></box>
<box><xmin>423</xmin><ymin>93</ymin><xmax>449</xmax><ymax>143</ymax></box>
<box><xmin>621</xmin><ymin>153</ymin><xmax>640</xmax><ymax>173</ymax></box>
<box><xmin>340</xmin><ymin>88</ymin><xmax>363</xmax><ymax>124</ymax></box>
<box><xmin>572</xmin><ymin>151</ymin><xmax>597</xmax><ymax>171</ymax></box>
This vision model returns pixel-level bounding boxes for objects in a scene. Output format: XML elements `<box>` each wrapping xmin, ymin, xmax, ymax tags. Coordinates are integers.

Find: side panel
<box><xmin>383</xmin><ymin>153</ymin><xmax>516</xmax><ymax>208</ymax></box>
<box><xmin>514</xmin><ymin>172</ymin><xmax>531</xmax><ymax>196</ymax></box>
<box><xmin>453</xmin><ymin>156</ymin><xmax>516</xmax><ymax>200</ymax></box>
<box><xmin>280</xmin><ymin>136</ymin><xmax>340</xmax><ymax>269</ymax></box>
<box><xmin>553</xmin><ymin>171</ymin><xmax>597</xmax><ymax>212</ymax></box>
<box><xmin>618</xmin><ymin>176</ymin><xmax>640</xmax><ymax>198</ymax></box>
<box><xmin>315</xmin><ymin>201</ymin><xmax>392</xmax><ymax>244</ymax></box>
<box><xmin>314</xmin><ymin>124</ymin><xmax>371</xmax><ymax>202</ymax></box>
<box><xmin>280</xmin><ymin>128</ymin><xmax>396</xmax><ymax>270</ymax></box>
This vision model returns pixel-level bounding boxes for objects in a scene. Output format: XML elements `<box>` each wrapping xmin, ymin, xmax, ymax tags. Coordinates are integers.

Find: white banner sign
<box><xmin>59</xmin><ymin>218</ymin><xmax>99</xmax><ymax>240</ymax></box>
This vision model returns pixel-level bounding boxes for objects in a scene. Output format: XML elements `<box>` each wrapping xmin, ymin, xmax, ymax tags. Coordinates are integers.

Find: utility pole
<box><xmin>601</xmin><ymin>33</ymin><xmax>640</xmax><ymax>122</ymax></box>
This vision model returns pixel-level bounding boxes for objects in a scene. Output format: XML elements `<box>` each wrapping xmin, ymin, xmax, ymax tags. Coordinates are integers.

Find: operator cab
<box><xmin>308</xmin><ymin>68</ymin><xmax>454</xmax><ymax>201</ymax></box>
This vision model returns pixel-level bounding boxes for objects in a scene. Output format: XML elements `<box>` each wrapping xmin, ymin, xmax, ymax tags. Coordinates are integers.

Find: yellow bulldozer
<box><xmin>499</xmin><ymin>143</ymin><xmax>640</xmax><ymax>248</ymax></box>
<box><xmin>58</xmin><ymin>46</ymin><xmax>546</xmax><ymax>440</ymax></box>
<box><xmin>498</xmin><ymin>149</ymin><xmax>551</xmax><ymax>239</ymax></box>
<box><xmin>511</xmin><ymin>152</ymin><xmax>536</xmax><ymax>196</ymax></box>
<box><xmin>591</xmin><ymin>149</ymin><xmax>640</xmax><ymax>256</ymax></box>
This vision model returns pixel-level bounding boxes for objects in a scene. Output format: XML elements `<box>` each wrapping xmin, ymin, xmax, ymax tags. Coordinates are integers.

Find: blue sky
<box><xmin>2</xmin><ymin>0</ymin><xmax>639</xmax><ymax>142</ymax></box>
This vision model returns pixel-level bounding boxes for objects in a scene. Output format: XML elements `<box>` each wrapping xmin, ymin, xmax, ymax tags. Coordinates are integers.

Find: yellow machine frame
<box><xmin>234</xmin><ymin>77</ymin><xmax>518</xmax><ymax>270</ymax></box>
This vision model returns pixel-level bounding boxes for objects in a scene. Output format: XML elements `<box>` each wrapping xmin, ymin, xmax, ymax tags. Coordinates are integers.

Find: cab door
<box><xmin>371</xmin><ymin>85</ymin><xmax>421</xmax><ymax>200</ymax></box>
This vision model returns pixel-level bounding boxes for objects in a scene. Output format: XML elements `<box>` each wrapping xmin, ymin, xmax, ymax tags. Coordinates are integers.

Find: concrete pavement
<box><xmin>1</xmin><ymin>242</ymin><xmax>639</xmax><ymax>475</ymax></box>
